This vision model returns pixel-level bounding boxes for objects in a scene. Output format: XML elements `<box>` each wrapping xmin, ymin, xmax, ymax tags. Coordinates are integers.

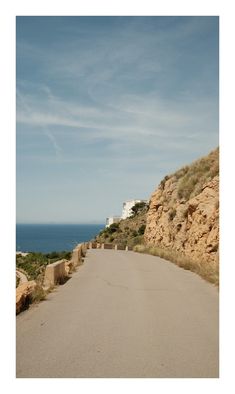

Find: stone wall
<box><xmin>43</xmin><ymin>259</ymin><xmax>66</xmax><ymax>288</ymax></box>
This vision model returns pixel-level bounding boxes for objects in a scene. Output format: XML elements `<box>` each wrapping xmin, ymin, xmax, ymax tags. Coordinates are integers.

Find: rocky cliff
<box><xmin>145</xmin><ymin>148</ymin><xmax>219</xmax><ymax>266</ymax></box>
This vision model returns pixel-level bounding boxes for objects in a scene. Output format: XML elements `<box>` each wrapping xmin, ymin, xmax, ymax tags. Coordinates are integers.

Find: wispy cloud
<box><xmin>17</xmin><ymin>85</ymin><xmax>218</xmax><ymax>146</ymax></box>
<box><xmin>16</xmin><ymin>16</ymin><xmax>219</xmax><ymax>222</ymax></box>
<box><xmin>17</xmin><ymin>87</ymin><xmax>64</xmax><ymax>157</ymax></box>
<box><xmin>43</xmin><ymin>127</ymin><xmax>63</xmax><ymax>157</ymax></box>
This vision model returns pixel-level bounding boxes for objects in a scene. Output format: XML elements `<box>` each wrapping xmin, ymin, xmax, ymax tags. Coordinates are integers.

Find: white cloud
<box><xmin>43</xmin><ymin>128</ymin><xmax>63</xmax><ymax>157</ymax></box>
<box><xmin>17</xmin><ymin>85</ymin><xmax>218</xmax><ymax>148</ymax></box>
<box><xmin>16</xmin><ymin>17</ymin><xmax>219</xmax><ymax>223</ymax></box>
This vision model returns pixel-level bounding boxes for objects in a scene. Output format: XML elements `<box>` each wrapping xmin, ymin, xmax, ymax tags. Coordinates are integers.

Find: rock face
<box><xmin>16</xmin><ymin>281</ymin><xmax>37</xmax><ymax>314</ymax></box>
<box><xmin>145</xmin><ymin>149</ymin><xmax>219</xmax><ymax>265</ymax></box>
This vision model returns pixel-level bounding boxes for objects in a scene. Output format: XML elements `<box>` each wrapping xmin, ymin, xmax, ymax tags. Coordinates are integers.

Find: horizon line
<box><xmin>16</xmin><ymin>222</ymin><xmax>105</xmax><ymax>225</ymax></box>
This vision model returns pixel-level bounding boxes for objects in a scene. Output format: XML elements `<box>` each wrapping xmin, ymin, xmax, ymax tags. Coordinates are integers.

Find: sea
<box><xmin>16</xmin><ymin>224</ymin><xmax>104</xmax><ymax>254</ymax></box>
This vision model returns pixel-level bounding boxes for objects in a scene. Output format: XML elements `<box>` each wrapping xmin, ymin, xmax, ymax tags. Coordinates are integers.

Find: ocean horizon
<box><xmin>16</xmin><ymin>223</ymin><xmax>104</xmax><ymax>253</ymax></box>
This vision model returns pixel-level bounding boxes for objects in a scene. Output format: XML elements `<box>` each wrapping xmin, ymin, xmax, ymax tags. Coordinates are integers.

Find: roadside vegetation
<box><xmin>16</xmin><ymin>250</ymin><xmax>72</xmax><ymax>312</ymax></box>
<box><xmin>133</xmin><ymin>244</ymin><xmax>219</xmax><ymax>286</ymax></box>
<box><xmin>176</xmin><ymin>148</ymin><xmax>219</xmax><ymax>201</ymax></box>
<box><xmin>95</xmin><ymin>201</ymin><xmax>148</xmax><ymax>248</ymax></box>
<box><xmin>16</xmin><ymin>250</ymin><xmax>72</xmax><ymax>282</ymax></box>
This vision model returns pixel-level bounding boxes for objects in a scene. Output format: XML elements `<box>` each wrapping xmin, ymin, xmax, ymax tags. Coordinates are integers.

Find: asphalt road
<box><xmin>16</xmin><ymin>249</ymin><xmax>219</xmax><ymax>378</ymax></box>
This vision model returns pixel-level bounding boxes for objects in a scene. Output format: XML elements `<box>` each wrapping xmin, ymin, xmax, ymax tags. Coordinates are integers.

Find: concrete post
<box><xmin>125</xmin><ymin>246</ymin><xmax>129</xmax><ymax>251</ymax></box>
<box><xmin>114</xmin><ymin>244</ymin><xmax>118</xmax><ymax>250</ymax></box>
<box><xmin>43</xmin><ymin>260</ymin><xmax>66</xmax><ymax>288</ymax></box>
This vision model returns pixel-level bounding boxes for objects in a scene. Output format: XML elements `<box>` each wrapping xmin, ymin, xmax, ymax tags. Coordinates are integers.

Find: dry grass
<box><xmin>96</xmin><ymin>211</ymin><xmax>147</xmax><ymax>248</ymax></box>
<box><xmin>133</xmin><ymin>244</ymin><xmax>219</xmax><ymax>287</ymax></box>
<box><xmin>30</xmin><ymin>284</ymin><xmax>47</xmax><ymax>304</ymax></box>
<box><xmin>175</xmin><ymin>147</ymin><xmax>219</xmax><ymax>201</ymax></box>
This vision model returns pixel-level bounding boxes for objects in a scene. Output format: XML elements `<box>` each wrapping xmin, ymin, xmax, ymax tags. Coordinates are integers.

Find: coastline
<box><xmin>16</xmin><ymin>251</ymin><xmax>29</xmax><ymax>256</ymax></box>
<box><xmin>16</xmin><ymin>223</ymin><xmax>104</xmax><ymax>254</ymax></box>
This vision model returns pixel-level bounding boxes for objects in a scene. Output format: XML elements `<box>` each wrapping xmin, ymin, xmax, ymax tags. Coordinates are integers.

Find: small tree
<box><xmin>107</xmin><ymin>222</ymin><xmax>120</xmax><ymax>233</ymax></box>
<box><xmin>138</xmin><ymin>224</ymin><xmax>146</xmax><ymax>235</ymax></box>
<box><xmin>131</xmin><ymin>201</ymin><xmax>147</xmax><ymax>216</ymax></box>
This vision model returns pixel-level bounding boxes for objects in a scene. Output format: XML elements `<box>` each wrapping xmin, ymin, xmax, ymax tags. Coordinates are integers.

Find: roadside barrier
<box><xmin>16</xmin><ymin>241</ymin><xmax>131</xmax><ymax>314</ymax></box>
<box><xmin>43</xmin><ymin>241</ymin><xmax>131</xmax><ymax>289</ymax></box>
<box><xmin>43</xmin><ymin>242</ymin><xmax>89</xmax><ymax>288</ymax></box>
<box><xmin>87</xmin><ymin>242</ymin><xmax>132</xmax><ymax>251</ymax></box>
<box><xmin>43</xmin><ymin>259</ymin><xmax>66</xmax><ymax>288</ymax></box>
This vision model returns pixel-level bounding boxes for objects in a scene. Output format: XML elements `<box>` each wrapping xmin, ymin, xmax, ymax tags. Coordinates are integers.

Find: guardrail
<box><xmin>88</xmin><ymin>242</ymin><xmax>132</xmax><ymax>251</ymax></box>
<box><xmin>43</xmin><ymin>242</ymin><xmax>89</xmax><ymax>288</ymax></box>
<box><xmin>43</xmin><ymin>241</ymin><xmax>130</xmax><ymax>288</ymax></box>
<box><xmin>16</xmin><ymin>241</ymin><xmax>130</xmax><ymax>314</ymax></box>
<box><xmin>19</xmin><ymin>241</ymin><xmax>129</xmax><ymax>291</ymax></box>
<box><xmin>43</xmin><ymin>259</ymin><xmax>66</xmax><ymax>288</ymax></box>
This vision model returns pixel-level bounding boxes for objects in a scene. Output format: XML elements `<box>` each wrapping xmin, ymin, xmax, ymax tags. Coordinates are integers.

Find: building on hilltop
<box><xmin>105</xmin><ymin>199</ymin><xmax>148</xmax><ymax>227</ymax></box>
<box><xmin>106</xmin><ymin>216</ymin><xmax>121</xmax><ymax>228</ymax></box>
<box><xmin>121</xmin><ymin>199</ymin><xmax>148</xmax><ymax>220</ymax></box>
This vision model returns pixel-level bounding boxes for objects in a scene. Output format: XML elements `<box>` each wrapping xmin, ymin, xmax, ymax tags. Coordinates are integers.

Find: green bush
<box><xmin>106</xmin><ymin>222</ymin><xmax>120</xmax><ymax>234</ymax></box>
<box><xmin>16</xmin><ymin>250</ymin><xmax>72</xmax><ymax>280</ymax></box>
<box><xmin>138</xmin><ymin>224</ymin><xmax>146</xmax><ymax>235</ymax></box>
<box><xmin>131</xmin><ymin>201</ymin><xmax>148</xmax><ymax>217</ymax></box>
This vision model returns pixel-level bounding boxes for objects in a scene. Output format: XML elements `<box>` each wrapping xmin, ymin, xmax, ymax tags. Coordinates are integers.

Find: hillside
<box><xmin>145</xmin><ymin>148</ymin><xmax>219</xmax><ymax>260</ymax></box>
<box><xmin>143</xmin><ymin>148</ymin><xmax>219</xmax><ymax>284</ymax></box>
<box><xmin>95</xmin><ymin>205</ymin><xmax>147</xmax><ymax>248</ymax></box>
<box><xmin>95</xmin><ymin>148</ymin><xmax>219</xmax><ymax>284</ymax></box>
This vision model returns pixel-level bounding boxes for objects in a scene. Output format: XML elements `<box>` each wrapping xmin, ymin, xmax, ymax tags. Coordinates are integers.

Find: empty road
<box><xmin>16</xmin><ymin>249</ymin><xmax>219</xmax><ymax>378</ymax></box>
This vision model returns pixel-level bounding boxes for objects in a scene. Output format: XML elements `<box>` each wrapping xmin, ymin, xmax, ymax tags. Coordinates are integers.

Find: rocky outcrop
<box><xmin>16</xmin><ymin>281</ymin><xmax>37</xmax><ymax>314</ymax></box>
<box><xmin>16</xmin><ymin>269</ymin><xmax>28</xmax><ymax>286</ymax></box>
<box><xmin>145</xmin><ymin>149</ymin><xmax>219</xmax><ymax>265</ymax></box>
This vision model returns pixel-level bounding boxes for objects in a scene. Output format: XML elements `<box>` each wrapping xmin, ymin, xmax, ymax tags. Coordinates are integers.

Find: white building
<box><xmin>106</xmin><ymin>216</ymin><xmax>121</xmax><ymax>228</ymax></box>
<box><xmin>121</xmin><ymin>199</ymin><xmax>148</xmax><ymax>219</ymax></box>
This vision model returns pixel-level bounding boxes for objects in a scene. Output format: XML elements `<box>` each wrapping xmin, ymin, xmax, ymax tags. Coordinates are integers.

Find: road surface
<box><xmin>16</xmin><ymin>249</ymin><xmax>219</xmax><ymax>378</ymax></box>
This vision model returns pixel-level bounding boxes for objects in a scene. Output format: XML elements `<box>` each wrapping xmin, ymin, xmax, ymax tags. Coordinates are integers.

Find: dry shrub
<box><xmin>133</xmin><ymin>244</ymin><xmax>219</xmax><ymax>286</ymax></box>
<box><xmin>133</xmin><ymin>244</ymin><xmax>146</xmax><ymax>253</ymax></box>
<box><xmin>176</xmin><ymin>148</ymin><xmax>219</xmax><ymax>201</ymax></box>
<box><xmin>30</xmin><ymin>284</ymin><xmax>47</xmax><ymax>303</ymax></box>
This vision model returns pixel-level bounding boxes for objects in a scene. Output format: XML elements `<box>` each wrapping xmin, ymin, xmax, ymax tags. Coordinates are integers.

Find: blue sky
<box><xmin>16</xmin><ymin>16</ymin><xmax>219</xmax><ymax>224</ymax></box>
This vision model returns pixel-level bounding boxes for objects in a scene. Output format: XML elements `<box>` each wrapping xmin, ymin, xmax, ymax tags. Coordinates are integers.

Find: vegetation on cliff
<box><xmin>133</xmin><ymin>244</ymin><xmax>219</xmax><ymax>286</ymax></box>
<box><xmin>16</xmin><ymin>250</ymin><xmax>72</xmax><ymax>313</ymax></box>
<box><xmin>95</xmin><ymin>148</ymin><xmax>219</xmax><ymax>285</ymax></box>
<box><xmin>95</xmin><ymin>202</ymin><xmax>148</xmax><ymax>248</ymax></box>
<box><xmin>16</xmin><ymin>250</ymin><xmax>72</xmax><ymax>282</ymax></box>
<box><xmin>144</xmin><ymin>147</ymin><xmax>219</xmax><ymax>285</ymax></box>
